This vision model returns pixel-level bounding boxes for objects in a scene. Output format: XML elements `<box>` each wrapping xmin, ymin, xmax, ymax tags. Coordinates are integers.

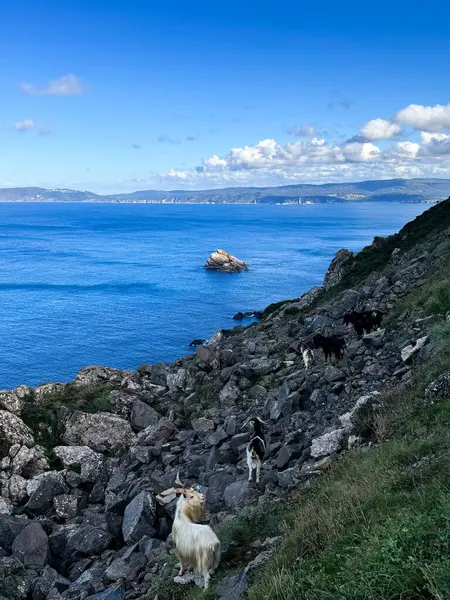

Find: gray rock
<box><xmin>324</xmin><ymin>366</ymin><xmax>345</xmax><ymax>383</ymax></box>
<box><xmin>26</xmin><ymin>472</ymin><xmax>69</xmax><ymax>514</ymax></box>
<box><xmin>74</xmin><ymin>365</ymin><xmax>128</xmax><ymax>386</ymax></box>
<box><xmin>191</xmin><ymin>417</ymin><xmax>215</xmax><ymax>433</ymax></box>
<box><xmin>105</xmin><ymin>550</ymin><xmax>146</xmax><ymax>581</ymax></box>
<box><xmin>425</xmin><ymin>372</ymin><xmax>450</xmax><ymax>405</ymax></box>
<box><xmin>206</xmin><ymin>473</ymin><xmax>236</xmax><ymax>509</ymax></box>
<box><xmin>217</xmin><ymin>571</ymin><xmax>249</xmax><ymax>600</ymax></box>
<box><xmin>54</xmin><ymin>445</ymin><xmax>103</xmax><ymax>482</ymax></box>
<box><xmin>363</xmin><ymin>329</ymin><xmax>386</xmax><ymax>349</ymax></box>
<box><xmin>12</xmin><ymin>522</ymin><xmax>48</xmax><ymax>568</ymax></box>
<box><xmin>62</xmin><ymin>411</ymin><xmax>135</xmax><ymax>453</ymax></box>
<box><xmin>0</xmin><ymin>497</ymin><xmax>13</xmax><ymax>515</ymax></box>
<box><xmin>401</xmin><ymin>335</ymin><xmax>428</xmax><ymax>362</ymax></box>
<box><xmin>339</xmin><ymin>391</ymin><xmax>382</xmax><ymax>433</ymax></box>
<box><xmin>310</xmin><ymin>429</ymin><xmax>346</xmax><ymax>458</ymax></box>
<box><xmin>0</xmin><ymin>410</ymin><xmax>34</xmax><ymax>448</ymax></box>
<box><xmin>275</xmin><ymin>444</ymin><xmax>303</xmax><ymax>470</ymax></box>
<box><xmin>230</xmin><ymin>432</ymin><xmax>250</xmax><ymax>453</ymax></box>
<box><xmin>122</xmin><ymin>491</ymin><xmax>157</xmax><ymax>544</ymax></box>
<box><xmin>167</xmin><ymin>368</ymin><xmax>188</xmax><ymax>391</ymax></box>
<box><xmin>86</xmin><ymin>588</ymin><xmax>125</xmax><ymax>600</ymax></box>
<box><xmin>32</xmin><ymin>566</ymin><xmax>70</xmax><ymax>600</ymax></box>
<box><xmin>323</xmin><ymin>248</ymin><xmax>354</xmax><ymax>290</ymax></box>
<box><xmin>134</xmin><ymin>417</ymin><xmax>177</xmax><ymax>448</ymax></box>
<box><xmin>224</xmin><ymin>480</ymin><xmax>255</xmax><ymax>510</ymax></box>
<box><xmin>53</xmin><ymin>495</ymin><xmax>79</xmax><ymax>520</ymax></box>
<box><xmin>0</xmin><ymin>387</ymin><xmax>31</xmax><ymax>415</ymax></box>
<box><xmin>10</xmin><ymin>444</ymin><xmax>49</xmax><ymax>477</ymax></box>
<box><xmin>205</xmin><ymin>427</ymin><xmax>229</xmax><ymax>447</ymax></box>
<box><xmin>130</xmin><ymin>399</ymin><xmax>161</xmax><ymax>431</ymax></box>
<box><xmin>67</xmin><ymin>526</ymin><xmax>113</xmax><ymax>555</ymax></box>
<box><xmin>0</xmin><ymin>516</ymin><xmax>29</xmax><ymax>552</ymax></box>
<box><xmin>219</xmin><ymin>382</ymin><xmax>240</xmax><ymax>406</ymax></box>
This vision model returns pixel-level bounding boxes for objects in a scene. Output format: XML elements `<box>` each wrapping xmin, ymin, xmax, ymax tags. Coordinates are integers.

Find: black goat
<box><xmin>312</xmin><ymin>333</ymin><xmax>346</xmax><ymax>362</ymax></box>
<box><xmin>343</xmin><ymin>309</ymin><xmax>384</xmax><ymax>338</ymax></box>
<box><xmin>241</xmin><ymin>417</ymin><xmax>266</xmax><ymax>484</ymax></box>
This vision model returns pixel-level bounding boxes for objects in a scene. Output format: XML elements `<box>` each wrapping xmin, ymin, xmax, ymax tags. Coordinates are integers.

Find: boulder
<box><xmin>53</xmin><ymin>495</ymin><xmax>79</xmax><ymax>520</ymax></box>
<box><xmin>122</xmin><ymin>491</ymin><xmax>157</xmax><ymax>544</ymax></box>
<box><xmin>67</xmin><ymin>525</ymin><xmax>113</xmax><ymax>555</ymax></box>
<box><xmin>130</xmin><ymin>400</ymin><xmax>161</xmax><ymax>431</ymax></box>
<box><xmin>401</xmin><ymin>336</ymin><xmax>428</xmax><ymax>362</ymax></box>
<box><xmin>363</xmin><ymin>329</ymin><xmax>386</xmax><ymax>349</ymax></box>
<box><xmin>323</xmin><ymin>248</ymin><xmax>354</xmax><ymax>290</ymax></box>
<box><xmin>5</xmin><ymin>474</ymin><xmax>27</xmax><ymax>503</ymax></box>
<box><xmin>224</xmin><ymin>480</ymin><xmax>255</xmax><ymax>510</ymax></box>
<box><xmin>26</xmin><ymin>472</ymin><xmax>69</xmax><ymax>514</ymax></box>
<box><xmin>217</xmin><ymin>571</ymin><xmax>249</xmax><ymax>600</ymax></box>
<box><xmin>167</xmin><ymin>368</ymin><xmax>188</xmax><ymax>391</ymax></box>
<box><xmin>12</xmin><ymin>522</ymin><xmax>48</xmax><ymax>568</ymax></box>
<box><xmin>0</xmin><ymin>497</ymin><xmax>13</xmax><ymax>515</ymax></box>
<box><xmin>310</xmin><ymin>429</ymin><xmax>346</xmax><ymax>459</ymax></box>
<box><xmin>191</xmin><ymin>417</ymin><xmax>215</xmax><ymax>433</ymax></box>
<box><xmin>205</xmin><ymin>427</ymin><xmax>228</xmax><ymax>448</ymax></box>
<box><xmin>62</xmin><ymin>411</ymin><xmax>135</xmax><ymax>453</ymax></box>
<box><xmin>10</xmin><ymin>444</ymin><xmax>49</xmax><ymax>477</ymax></box>
<box><xmin>105</xmin><ymin>551</ymin><xmax>146</xmax><ymax>581</ymax></box>
<box><xmin>54</xmin><ymin>445</ymin><xmax>103</xmax><ymax>482</ymax></box>
<box><xmin>0</xmin><ymin>386</ymin><xmax>32</xmax><ymax>415</ymax></box>
<box><xmin>74</xmin><ymin>365</ymin><xmax>129</xmax><ymax>386</ymax></box>
<box><xmin>219</xmin><ymin>382</ymin><xmax>240</xmax><ymax>406</ymax></box>
<box><xmin>134</xmin><ymin>418</ymin><xmax>177</xmax><ymax>448</ymax></box>
<box><xmin>32</xmin><ymin>566</ymin><xmax>70</xmax><ymax>600</ymax></box>
<box><xmin>0</xmin><ymin>410</ymin><xmax>34</xmax><ymax>450</ymax></box>
<box><xmin>206</xmin><ymin>472</ymin><xmax>236</xmax><ymax>509</ymax></box>
<box><xmin>204</xmin><ymin>249</ymin><xmax>248</xmax><ymax>273</ymax></box>
<box><xmin>339</xmin><ymin>391</ymin><xmax>382</xmax><ymax>434</ymax></box>
<box><xmin>425</xmin><ymin>372</ymin><xmax>450</xmax><ymax>405</ymax></box>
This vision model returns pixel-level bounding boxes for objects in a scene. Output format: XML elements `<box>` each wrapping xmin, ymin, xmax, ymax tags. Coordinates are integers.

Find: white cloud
<box><xmin>12</xmin><ymin>119</ymin><xmax>34</xmax><ymax>132</ymax></box>
<box><xmin>392</xmin><ymin>141</ymin><xmax>420</xmax><ymax>158</ymax></box>
<box><xmin>360</xmin><ymin>118</ymin><xmax>401</xmax><ymax>140</ymax></box>
<box><xmin>418</xmin><ymin>131</ymin><xmax>450</xmax><ymax>156</ymax></box>
<box><xmin>20</xmin><ymin>74</ymin><xmax>86</xmax><ymax>96</ymax></box>
<box><xmin>395</xmin><ymin>103</ymin><xmax>450</xmax><ymax>133</ymax></box>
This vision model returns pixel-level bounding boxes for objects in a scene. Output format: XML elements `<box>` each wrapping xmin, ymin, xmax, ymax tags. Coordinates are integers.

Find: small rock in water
<box><xmin>204</xmin><ymin>249</ymin><xmax>248</xmax><ymax>273</ymax></box>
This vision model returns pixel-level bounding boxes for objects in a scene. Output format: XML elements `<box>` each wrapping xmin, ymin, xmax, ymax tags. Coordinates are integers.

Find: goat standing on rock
<box><xmin>172</xmin><ymin>484</ymin><xmax>221</xmax><ymax>589</ymax></box>
<box><xmin>312</xmin><ymin>333</ymin><xmax>346</xmax><ymax>362</ymax></box>
<box><xmin>300</xmin><ymin>344</ymin><xmax>315</xmax><ymax>370</ymax></box>
<box><xmin>343</xmin><ymin>309</ymin><xmax>384</xmax><ymax>338</ymax></box>
<box><xmin>242</xmin><ymin>417</ymin><xmax>266</xmax><ymax>484</ymax></box>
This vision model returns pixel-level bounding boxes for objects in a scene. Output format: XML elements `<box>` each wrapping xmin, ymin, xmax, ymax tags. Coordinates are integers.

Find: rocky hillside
<box><xmin>1</xmin><ymin>199</ymin><xmax>450</xmax><ymax>600</ymax></box>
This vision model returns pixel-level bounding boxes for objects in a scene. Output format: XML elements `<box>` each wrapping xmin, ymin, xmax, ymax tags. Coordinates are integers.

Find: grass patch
<box><xmin>383</xmin><ymin>258</ymin><xmax>450</xmax><ymax>329</ymax></box>
<box><xmin>21</xmin><ymin>383</ymin><xmax>110</xmax><ymax>450</ymax></box>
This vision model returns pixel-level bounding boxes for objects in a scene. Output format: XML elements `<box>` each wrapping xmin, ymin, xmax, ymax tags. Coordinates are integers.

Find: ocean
<box><xmin>0</xmin><ymin>202</ymin><xmax>427</xmax><ymax>389</ymax></box>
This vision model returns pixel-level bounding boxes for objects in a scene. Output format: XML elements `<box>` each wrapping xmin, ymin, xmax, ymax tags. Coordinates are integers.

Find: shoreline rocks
<box><xmin>204</xmin><ymin>249</ymin><xmax>248</xmax><ymax>273</ymax></box>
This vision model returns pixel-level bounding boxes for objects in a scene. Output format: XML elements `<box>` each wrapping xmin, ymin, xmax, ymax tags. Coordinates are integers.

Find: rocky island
<box><xmin>203</xmin><ymin>249</ymin><xmax>248</xmax><ymax>273</ymax></box>
<box><xmin>1</xmin><ymin>198</ymin><xmax>450</xmax><ymax>600</ymax></box>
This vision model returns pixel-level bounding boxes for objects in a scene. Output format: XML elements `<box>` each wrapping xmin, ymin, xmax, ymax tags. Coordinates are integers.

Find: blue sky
<box><xmin>2</xmin><ymin>0</ymin><xmax>450</xmax><ymax>193</ymax></box>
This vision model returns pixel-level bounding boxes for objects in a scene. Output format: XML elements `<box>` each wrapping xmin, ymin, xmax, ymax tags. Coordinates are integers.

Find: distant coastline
<box><xmin>1</xmin><ymin>177</ymin><xmax>449</xmax><ymax>205</ymax></box>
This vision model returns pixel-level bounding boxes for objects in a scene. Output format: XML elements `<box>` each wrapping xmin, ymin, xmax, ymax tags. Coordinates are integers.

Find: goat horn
<box><xmin>175</xmin><ymin>471</ymin><xmax>183</xmax><ymax>486</ymax></box>
<box><xmin>241</xmin><ymin>417</ymin><xmax>251</xmax><ymax>430</ymax></box>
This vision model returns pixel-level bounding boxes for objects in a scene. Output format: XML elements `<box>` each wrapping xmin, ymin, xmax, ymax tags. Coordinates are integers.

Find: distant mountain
<box><xmin>1</xmin><ymin>178</ymin><xmax>450</xmax><ymax>204</ymax></box>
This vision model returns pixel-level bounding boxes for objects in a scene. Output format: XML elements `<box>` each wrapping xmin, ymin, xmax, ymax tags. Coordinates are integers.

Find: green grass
<box><xmin>383</xmin><ymin>258</ymin><xmax>450</xmax><ymax>330</ymax></box>
<box><xmin>20</xmin><ymin>383</ymin><xmax>110</xmax><ymax>450</ymax></box>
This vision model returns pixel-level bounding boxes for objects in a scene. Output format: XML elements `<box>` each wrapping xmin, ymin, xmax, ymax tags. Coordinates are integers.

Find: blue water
<box><xmin>0</xmin><ymin>202</ymin><xmax>427</xmax><ymax>389</ymax></box>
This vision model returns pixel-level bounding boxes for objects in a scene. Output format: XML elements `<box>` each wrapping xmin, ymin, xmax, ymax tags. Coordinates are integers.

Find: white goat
<box><xmin>172</xmin><ymin>487</ymin><xmax>221</xmax><ymax>589</ymax></box>
<box><xmin>300</xmin><ymin>344</ymin><xmax>315</xmax><ymax>370</ymax></box>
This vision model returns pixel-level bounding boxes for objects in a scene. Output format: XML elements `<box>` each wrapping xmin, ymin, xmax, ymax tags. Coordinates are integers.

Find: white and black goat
<box><xmin>300</xmin><ymin>344</ymin><xmax>315</xmax><ymax>370</ymax></box>
<box><xmin>242</xmin><ymin>417</ymin><xmax>266</xmax><ymax>484</ymax></box>
<box><xmin>172</xmin><ymin>478</ymin><xmax>221</xmax><ymax>589</ymax></box>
